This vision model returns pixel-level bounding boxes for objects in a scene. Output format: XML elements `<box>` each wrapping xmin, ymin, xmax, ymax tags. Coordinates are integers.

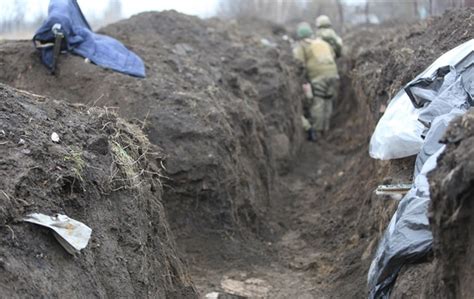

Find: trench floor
<box><xmin>190</xmin><ymin>129</ymin><xmax>372</xmax><ymax>298</ymax></box>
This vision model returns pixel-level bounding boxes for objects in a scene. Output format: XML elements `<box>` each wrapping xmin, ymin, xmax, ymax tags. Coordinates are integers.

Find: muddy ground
<box><xmin>0</xmin><ymin>8</ymin><xmax>473</xmax><ymax>299</ymax></box>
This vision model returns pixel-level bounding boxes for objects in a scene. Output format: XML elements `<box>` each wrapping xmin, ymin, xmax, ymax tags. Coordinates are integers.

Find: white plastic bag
<box><xmin>369</xmin><ymin>90</ymin><xmax>425</xmax><ymax>160</ymax></box>
<box><xmin>369</xmin><ymin>39</ymin><xmax>474</xmax><ymax>160</ymax></box>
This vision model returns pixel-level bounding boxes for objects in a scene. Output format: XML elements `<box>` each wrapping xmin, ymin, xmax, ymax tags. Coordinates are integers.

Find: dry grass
<box><xmin>83</xmin><ymin>107</ymin><xmax>196</xmax><ymax>290</ymax></box>
<box><xmin>109</xmin><ymin>119</ymin><xmax>159</xmax><ymax>191</ymax></box>
<box><xmin>87</xmin><ymin>107</ymin><xmax>165</xmax><ymax>195</ymax></box>
<box><xmin>64</xmin><ymin>147</ymin><xmax>85</xmax><ymax>183</ymax></box>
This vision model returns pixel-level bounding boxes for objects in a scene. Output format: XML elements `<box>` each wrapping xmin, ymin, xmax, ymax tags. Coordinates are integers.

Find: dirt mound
<box><xmin>0</xmin><ymin>84</ymin><xmax>195</xmax><ymax>298</ymax></box>
<box><xmin>0</xmin><ymin>10</ymin><xmax>304</xmax><ymax>291</ymax></box>
<box><xmin>428</xmin><ymin>109</ymin><xmax>474</xmax><ymax>298</ymax></box>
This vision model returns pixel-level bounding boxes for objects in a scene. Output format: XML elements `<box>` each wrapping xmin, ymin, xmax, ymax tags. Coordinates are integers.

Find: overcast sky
<box><xmin>1</xmin><ymin>0</ymin><xmax>221</xmax><ymax>24</ymax></box>
<box><xmin>120</xmin><ymin>0</ymin><xmax>220</xmax><ymax>18</ymax></box>
<box><xmin>1</xmin><ymin>0</ymin><xmax>364</xmax><ymax>25</ymax></box>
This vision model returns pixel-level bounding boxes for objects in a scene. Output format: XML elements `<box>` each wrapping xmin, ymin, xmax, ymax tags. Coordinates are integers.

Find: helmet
<box><xmin>316</xmin><ymin>15</ymin><xmax>332</xmax><ymax>28</ymax></box>
<box><xmin>296</xmin><ymin>22</ymin><xmax>313</xmax><ymax>39</ymax></box>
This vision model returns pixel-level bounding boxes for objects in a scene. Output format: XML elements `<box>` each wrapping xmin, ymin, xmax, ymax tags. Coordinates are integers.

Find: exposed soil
<box><xmin>0</xmin><ymin>10</ymin><xmax>304</xmax><ymax>241</ymax></box>
<box><xmin>346</xmin><ymin>9</ymin><xmax>474</xmax><ymax>298</ymax></box>
<box><xmin>428</xmin><ymin>109</ymin><xmax>474</xmax><ymax>298</ymax></box>
<box><xmin>0</xmin><ymin>84</ymin><xmax>195</xmax><ymax>298</ymax></box>
<box><xmin>0</xmin><ymin>8</ymin><xmax>473</xmax><ymax>299</ymax></box>
<box><xmin>0</xmin><ymin>10</ymin><xmax>308</xmax><ymax>297</ymax></box>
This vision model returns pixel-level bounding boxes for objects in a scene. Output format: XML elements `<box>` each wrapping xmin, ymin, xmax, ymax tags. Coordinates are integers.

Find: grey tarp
<box><xmin>367</xmin><ymin>112</ymin><xmax>459</xmax><ymax>299</ymax></box>
<box><xmin>416</xmin><ymin>68</ymin><xmax>471</xmax><ymax>129</ymax></box>
<box><xmin>414</xmin><ymin>109</ymin><xmax>464</xmax><ymax>176</ymax></box>
<box><xmin>368</xmin><ymin>41</ymin><xmax>474</xmax><ymax>298</ymax></box>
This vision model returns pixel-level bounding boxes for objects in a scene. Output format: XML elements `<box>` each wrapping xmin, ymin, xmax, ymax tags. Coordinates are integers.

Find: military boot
<box><xmin>307</xmin><ymin>128</ymin><xmax>317</xmax><ymax>142</ymax></box>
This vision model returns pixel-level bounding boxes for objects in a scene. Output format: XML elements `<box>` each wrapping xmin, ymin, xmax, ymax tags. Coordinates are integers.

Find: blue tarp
<box><xmin>33</xmin><ymin>0</ymin><xmax>145</xmax><ymax>77</ymax></box>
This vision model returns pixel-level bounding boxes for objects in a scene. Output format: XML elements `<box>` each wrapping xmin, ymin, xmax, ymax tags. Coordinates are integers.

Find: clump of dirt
<box><xmin>427</xmin><ymin>109</ymin><xmax>474</xmax><ymax>298</ymax></box>
<box><xmin>0</xmin><ymin>84</ymin><xmax>195</xmax><ymax>298</ymax></box>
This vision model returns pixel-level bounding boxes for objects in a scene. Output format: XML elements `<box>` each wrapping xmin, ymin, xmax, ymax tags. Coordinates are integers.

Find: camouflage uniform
<box><xmin>293</xmin><ymin>37</ymin><xmax>339</xmax><ymax>133</ymax></box>
<box><xmin>315</xmin><ymin>15</ymin><xmax>343</xmax><ymax>58</ymax></box>
<box><xmin>310</xmin><ymin>76</ymin><xmax>339</xmax><ymax>132</ymax></box>
<box><xmin>316</xmin><ymin>27</ymin><xmax>343</xmax><ymax>58</ymax></box>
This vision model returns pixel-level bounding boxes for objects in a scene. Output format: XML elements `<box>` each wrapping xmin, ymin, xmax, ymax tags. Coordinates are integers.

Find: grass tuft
<box><xmin>64</xmin><ymin>148</ymin><xmax>85</xmax><ymax>183</ymax></box>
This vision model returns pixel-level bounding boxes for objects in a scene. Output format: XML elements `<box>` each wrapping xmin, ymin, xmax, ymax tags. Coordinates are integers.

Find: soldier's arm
<box><xmin>333</xmin><ymin>33</ymin><xmax>343</xmax><ymax>58</ymax></box>
<box><xmin>293</xmin><ymin>45</ymin><xmax>305</xmax><ymax>63</ymax></box>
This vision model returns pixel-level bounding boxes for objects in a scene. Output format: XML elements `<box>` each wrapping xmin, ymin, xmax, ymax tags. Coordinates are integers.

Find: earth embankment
<box><xmin>0</xmin><ymin>8</ymin><xmax>473</xmax><ymax>298</ymax></box>
<box><xmin>0</xmin><ymin>11</ymin><xmax>305</xmax><ymax>265</ymax></box>
<box><xmin>0</xmin><ymin>84</ymin><xmax>195</xmax><ymax>298</ymax></box>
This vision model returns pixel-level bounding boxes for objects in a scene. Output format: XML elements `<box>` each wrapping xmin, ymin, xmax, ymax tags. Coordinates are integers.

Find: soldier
<box><xmin>293</xmin><ymin>22</ymin><xmax>340</xmax><ymax>141</ymax></box>
<box><xmin>315</xmin><ymin>15</ymin><xmax>343</xmax><ymax>58</ymax></box>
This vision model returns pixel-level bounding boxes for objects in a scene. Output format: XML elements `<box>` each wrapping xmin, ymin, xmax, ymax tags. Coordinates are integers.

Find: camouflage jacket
<box><xmin>293</xmin><ymin>38</ymin><xmax>338</xmax><ymax>81</ymax></box>
<box><xmin>316</xmin><ymin>27</ymin><xmax>343</xmax><ymax>58</ymax></box>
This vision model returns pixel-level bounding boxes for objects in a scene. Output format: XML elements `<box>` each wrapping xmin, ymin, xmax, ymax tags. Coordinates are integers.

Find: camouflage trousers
<box><xmin>302</xmin><ymin>76</ymin><xmax>339</xmax><ymax>133</ymax></box>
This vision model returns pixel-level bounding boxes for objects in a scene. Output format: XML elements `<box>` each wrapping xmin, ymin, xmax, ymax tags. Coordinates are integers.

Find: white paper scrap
<box><xmin>23</xmin><ymin>213</ymin><xmax>92</xmax><ymax>254</ymax></box>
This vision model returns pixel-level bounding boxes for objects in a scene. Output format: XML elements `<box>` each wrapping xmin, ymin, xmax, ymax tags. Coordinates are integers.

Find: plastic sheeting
<box><xmin>369</xmin><ymin>39</ymin><xmax>474</xmax><ymax>160</ymax></box>
<box><xmin>368</xmin><ymin>146</ymin><xmax>445</xmax><ymax>298</ymax></box>
<box><xmin>367</xmin><ymin>40</ymin><xmax>474</xmax><ymax>298</ymax></box>
<box><xmin>414</xmin><ymin>109</ymin><xmax>464</xmax><ymax>176</ymax></box>
<box><xmin>368</xmin><ymin>114</ymin><xmax>453</xmax><ymax>298</ymax></box>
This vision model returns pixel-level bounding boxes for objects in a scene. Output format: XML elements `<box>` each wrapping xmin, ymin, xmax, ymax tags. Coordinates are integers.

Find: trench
<box><xmin>5</xmin><ymin>10</ymin><xmax>464</xmax><ymax>298</ymax></box>
<box><xmin>0</xmin><ymin>12</ymin><xmax>379</xmax><ymax>297</ymax></box>
<box><xmin>187</xmin><ymin>58</ymin><xmax>378</xmax><ymax>298</ymax></box>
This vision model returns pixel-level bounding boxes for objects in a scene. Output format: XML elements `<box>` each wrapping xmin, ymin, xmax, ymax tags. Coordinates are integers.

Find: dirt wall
<box><xmin>428</xmin><ymin>109</ymin><xmax>474</xmax><ymax>299</ymax></box>
<box><xmin>0</xmin><ymin>10</ymin><xmax>305</xmax><ymax>271</ymax></box>
<box><xmin>2</xmin><ymin>8</ymin><xmax>473</xmax><ymax>298</ymax></box>
<box><xmin>346</xmin><ymin>8</ymin><xmax>474</xmax><ymax>297</ymax></box>
<box><xmin>0</xmin><ymin>84</ymin><xmax>196</xmax><ymax>298</ymax></box>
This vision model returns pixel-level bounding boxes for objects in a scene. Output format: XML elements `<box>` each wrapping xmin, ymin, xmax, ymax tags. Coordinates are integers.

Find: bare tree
<box><xmin>98</xmin><ymin>0</ymin><xmax>123</xmax><ymax>29</ymax></box>
<box><xmin>216</xmin><ymin>0</ymin><xmax>465</xmax><ymax>29</ymax></box>
<box><xmin>218</xmin><ymin>0</ymin><xmax>305</xmax><ymax>23</ymax></box>
<box><xmin>0</xmin><ymin>1</ymin><xmax>26</xmax><ymax>33</ymax></box>
<box><xmin>414</xmin><ymin>0</ymin><xmax>419</xmax><ymax>18</ymax></box>
<box><xmin>365</xmin><ymin>1</ymin><xmax>370</xmax><ymax>24</ymax></box>
<box><xmin>335</xmin><ymin>0</ymin><xmax>345</xmax><ymax>30</ymax></box>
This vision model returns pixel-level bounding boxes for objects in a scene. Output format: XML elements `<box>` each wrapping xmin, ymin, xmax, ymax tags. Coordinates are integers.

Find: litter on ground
<box><xmin>23</xmin><ymin>213</ymin><xmax>92</xmax><ymax>255</ymax></box>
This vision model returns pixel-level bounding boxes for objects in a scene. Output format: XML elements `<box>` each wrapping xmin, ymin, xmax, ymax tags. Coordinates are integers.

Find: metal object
<box><xmin>51</xmin><ymin>23</ymin><xmax>64</xmax><ymax>75</ymax></box>
<box><xmin>375</xmin><ymin>183</ymin><xmax>412</xmax><ymax>196</ymax></box>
